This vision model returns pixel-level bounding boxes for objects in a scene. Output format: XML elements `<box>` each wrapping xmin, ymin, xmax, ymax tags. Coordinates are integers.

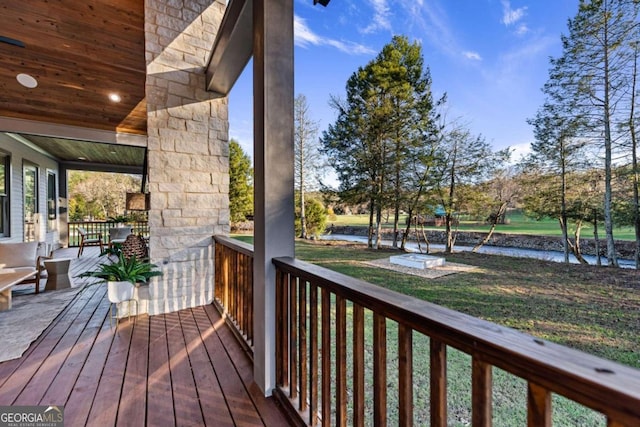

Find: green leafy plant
<box><xmin>107</xmin><ymin>214</ymin><xmax>132</xmax><ymax>224</ymax></box>
<box><xmin>79</xmin><ymin>253</ymin><xmax>162</xmax><ymax>285</ymax></box>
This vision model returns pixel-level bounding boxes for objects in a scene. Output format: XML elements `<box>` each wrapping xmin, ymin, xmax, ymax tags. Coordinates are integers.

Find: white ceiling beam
<box><xmin>0</xmin><ymin>116</ymin><xmax>147</xmax><ymax>147</ymax></box>
<box><xmin>205</xmin><ymin>0</ymin><xmax>253</xmax><ymax>96</ymax></box>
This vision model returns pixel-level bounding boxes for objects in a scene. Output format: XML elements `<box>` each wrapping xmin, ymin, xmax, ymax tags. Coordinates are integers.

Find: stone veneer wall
<box><xmin>143</xmin><ymin>0</ymin><xmax>229</xmax><ymax>315</ymax></box>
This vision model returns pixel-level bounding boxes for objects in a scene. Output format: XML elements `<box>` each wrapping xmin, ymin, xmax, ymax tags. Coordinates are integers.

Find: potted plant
<box><xmin>78</xmin><ymin>254</ymin><xmax>162</xmax><ymax>319</ymax></box>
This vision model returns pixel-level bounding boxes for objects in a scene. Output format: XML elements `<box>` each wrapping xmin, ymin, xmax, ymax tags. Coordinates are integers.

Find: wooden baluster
<box><xmin>299</xmin><ymin>279</ymin><xmax>308</xmax><ymax>412</ymax></box>
<box><xmin>276</xmin><ymin>269</ymin><xmax>287</xmax><ymax>387</ymax></box>
<box><xmin>373</xmin><ymin>313</ymin><xmax>387</xmax><ymax>427</ymax></box>
<box><xmin>309</xmin><ymin>283</ymin><xmax>319</xmax><ymax>425</ymax></box>
<box><xmin>353</xmin><ymin>304</ymin><xmax>365</xmax><ymax>427</ymax></box>
<box><xmin>335</xmin><ymin>295</ymin><xmax>347</xmax><ymax>426</ymax></box>
<box><xmin>229</xmin><ymin>250</ymin><xmax>235</xmax><ymax>319</ymax></box>
<box><xmin>398</xmin><ymin>324</ymin><xmax>413</xmax><ymax>427</ymax></box>
<box><xmin>430</xmin><ymin>339</ymin><xmax>447</xmax><ymax>427</ymax></box>
<box><xmin>247</xmin><ymin>255</ymin><xmax>254</xmax><ymax>344</ymax></box>
<box><xmin>223</xmin><ymin>246</ymin><xmax>229</xmax><ymax>314</ymax></box>
<box><xmin>289</xmin><ymin>275</ymin><xmax>298</xmax><ymax>399</ymax></box>
<box><xmin>527</xmin><ymin>382</ymin><xmax>551</xmax><ymax>427</ymax></box>
<box><xmin>238</xmin><ymin>252</ymin><xmax>244</xmax><ymax>333</ymax></box>
<box><xmin>214</xmin><ymin>243</ymin><xmax>220</xmax><ymax>302</ymax></box>
<box><xmin>472</xmin><ymin>356</ymin><xmax>492</xmax><ymax>427</ymax></box>
<box><xmin>321</xmin><ymin>288</ymin><xmax>331</xmax><ymax>427</ymax></box>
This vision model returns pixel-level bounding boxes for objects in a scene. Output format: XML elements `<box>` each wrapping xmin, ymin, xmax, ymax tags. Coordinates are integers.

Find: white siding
<box><xmin>0</xmin><ymin>134</ymin><xmax>60</xmax><ymax>247</ymax></box>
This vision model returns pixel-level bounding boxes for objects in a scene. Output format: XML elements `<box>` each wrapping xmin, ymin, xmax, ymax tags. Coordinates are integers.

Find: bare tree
<box><xmin>294</xmin><ymin>94</ymin><xmax>322</xmax><ymax>239</ymax></box>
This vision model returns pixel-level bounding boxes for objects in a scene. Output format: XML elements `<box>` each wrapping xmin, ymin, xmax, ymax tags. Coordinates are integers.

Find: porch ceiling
<box><xmin>0</xmin><ymin>0</ymin><xmax>147</xmax><ymax>147</ymax></box>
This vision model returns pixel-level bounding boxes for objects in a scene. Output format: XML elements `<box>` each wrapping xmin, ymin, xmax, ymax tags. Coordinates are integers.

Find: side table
<box><xmin>44</xmin><ymin>258</ymin><xmax>73</xmax><ymax>291</ymax></box>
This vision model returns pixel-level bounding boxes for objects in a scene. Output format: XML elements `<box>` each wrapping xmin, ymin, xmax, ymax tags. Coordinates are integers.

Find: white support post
<box><xmin>252</xmin><ymin>0</ymin><xmax>295</xmax><ymax>396</ymax></box>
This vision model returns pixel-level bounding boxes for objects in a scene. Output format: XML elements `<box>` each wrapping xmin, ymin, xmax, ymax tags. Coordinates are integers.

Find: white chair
<box><xmin>108</xmin><ymin>226</ymin><xmax>133</xmax><ymax>251</ymax></box>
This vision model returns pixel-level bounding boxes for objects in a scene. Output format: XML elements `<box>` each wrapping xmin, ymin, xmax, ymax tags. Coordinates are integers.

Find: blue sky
<box><xmin>229</xmin><ymin>0</ymin><xmax>579</xmax><ymax>166</ymax></box>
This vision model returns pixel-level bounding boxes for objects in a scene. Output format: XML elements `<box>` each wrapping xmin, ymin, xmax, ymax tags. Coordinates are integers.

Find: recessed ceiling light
<box><xmin>77</xmin><ymin>157</ymin><xmax>86</xmax><ymax>161</ymax></box>
<box><xmin>109</xmin><ymin>93</ymin><xmax>121</xmax><ymax>102</ymax></box>
<box><xmin>16</xmin><ymin>73</ymin><xmax>37</xmax><ymax>89</ymax></box>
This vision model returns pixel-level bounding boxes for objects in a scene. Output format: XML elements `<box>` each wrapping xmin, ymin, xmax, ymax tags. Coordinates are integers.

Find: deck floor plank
<box><xmin>180</xmin><ymin>308</ymin><xmax>236</xmax><ymax>427</ymax></box>
<box><xmin>0</xmin><ymin>284</ymin><xmax>102</xmax><ymax>405</ymax></box>
<box><xmin>85</xmin><ymin>317</ymin><xmax>134</xmax><ymax>426</ymax></box>
<box><xmin>63</xmin><ymin>303</ymin><xmax>115</xmax><ymax>427</ymax></box>
<box><xmin>117</xmin><ymin>314</ymin><xmax>150</xmax><ymax>427</ymax></box>
<box><xmin>0</xmin><ymin>248</ymin><xmax>289</xmax><ymax>426</ymax></box>
<box><xmin>166</xmin><ymin>311</ymin><xmax>206</xmax><ymax>426</ymax></box>
<box><xmin>38</xmin><ymin>287</ymin><xmax>111</xmax><ymax>406</ymax></box>
<box><xmin>203</xmin><ymin>305</ymin><xmax>287</xmax><ymax>427</ymax></box>
<box><xmin>13</xmin><ymin>284</ymin><xmax>106</xmax><ymax>406</ymax></box>
<box><xmin>194</xmin><ymin>306</ymin><xmax>266</xmax><ymax>426</ymax></box>
<box><xmin>146</xmin><ymin>314</ymin><xmax>176</xmax><ymax>427</ymax></box>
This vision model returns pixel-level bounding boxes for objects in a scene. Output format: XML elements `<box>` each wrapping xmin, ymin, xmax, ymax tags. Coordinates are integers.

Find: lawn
<box><xmin>328</xmin><ymin>210</ymin><xmax>637</xmax><ymax>240</ymax></box>
<box><xmin>232</xmin><ymin>235</ymin><xmax>640</xmax><ymax>425</ymax></box>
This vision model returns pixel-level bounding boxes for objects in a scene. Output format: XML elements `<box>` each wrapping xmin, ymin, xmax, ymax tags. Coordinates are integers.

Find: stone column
<box><xmin>144</xmin><ymin>0</ymin><xmax>228</xmax><ymax>315</ymax></box>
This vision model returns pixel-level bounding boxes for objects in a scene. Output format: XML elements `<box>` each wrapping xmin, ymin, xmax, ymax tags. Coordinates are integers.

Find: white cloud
<box><xmin>294</xmin><ymin>15</ymin><xmax>376</xmax><ymax>55</ymax></box>
<box><xmin>501</xmin><ymin>0</ymin><xmax>527</xmax><ymax>26</ymax></box>
<box><xmin>508</xmin><ymin>142</ymin><xmax>532</xmax><ymax>163</ymax></box>
<box><xmin>515</xmin><ymin>23</ymin><xmax>530</xmax><ymax>36</ymax></box>
<box><xmin>360</xmin><ymin>0</ymin><xmax>392</xmax><ymax>34</ymax></box>
<box><xmin>463</xmin><ymin>51</ymin><xmax>482</xmax><ymax>61</ymax></box>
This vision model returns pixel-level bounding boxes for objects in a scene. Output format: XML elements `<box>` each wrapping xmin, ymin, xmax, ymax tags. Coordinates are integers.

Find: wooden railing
<box><xmin>67</xmin><ymin>220</ymin><xmax>149</xmax><ymax>247</ymax></box>
<box><xmin>213</xmin><ymin>235</ymin><xmax>254</xmax><ymax>351</ymax></box>
<box><xmin>273</xmin><ymin>256</ymin><xmax>640</xmax><ymax>426</ymax></box>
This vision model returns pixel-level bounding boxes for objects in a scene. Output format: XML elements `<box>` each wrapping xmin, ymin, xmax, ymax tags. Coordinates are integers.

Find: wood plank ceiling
<box><xmin>0</xmin><ymin>0</ymin><xmax>147</xmax><ymax>138</ymax></box>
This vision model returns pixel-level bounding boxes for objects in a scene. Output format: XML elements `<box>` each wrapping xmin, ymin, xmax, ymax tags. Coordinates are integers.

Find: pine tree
<box><xmin>229</xmin><ymin>139</ymin><xmax>253</xmax><ymax>223</ymax></box>
<box><xmin>545</xmin><ymin>0</ymin><xmax>640</xmax><ymax>266</ymax></box>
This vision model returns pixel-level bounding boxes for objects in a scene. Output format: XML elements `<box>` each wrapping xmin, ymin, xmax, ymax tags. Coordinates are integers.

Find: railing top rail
<box><xmin>273</xmin><ymin>255</ymin><xmax>640</xmax><ymax>423</ymax></box>
<box><xmin>214</xmin><ymin>235</ymin><xmax>254</xmax><ymax>257</ymax></box>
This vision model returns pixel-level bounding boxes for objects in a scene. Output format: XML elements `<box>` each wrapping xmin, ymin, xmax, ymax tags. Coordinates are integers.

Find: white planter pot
<box><xmin>107</xmin><ymin>280</ymin><xmax>135</xmax><ymax>303</ymax></box>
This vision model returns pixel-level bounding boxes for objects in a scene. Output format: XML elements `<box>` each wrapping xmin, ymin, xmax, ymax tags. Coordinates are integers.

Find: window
<box><xmin>0</xmin><ymin>152</ymin><xmax>8</xmax><ymax>237</ymax></box>
<box><xmin>23</xmin><ymin>163</ymin><xmax>38</xmax><ymax>242</ymax></box>
<box><xmin>47</xmin><ymin>170</ymin><xmax>57</xmax><ymax>231</ymax></box>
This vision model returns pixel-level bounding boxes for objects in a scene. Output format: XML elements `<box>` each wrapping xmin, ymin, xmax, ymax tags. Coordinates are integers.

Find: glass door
<box><xmin>23</xmin><ymin>163</ymin><xmax>38</xmax><ymax>241</ymax></box>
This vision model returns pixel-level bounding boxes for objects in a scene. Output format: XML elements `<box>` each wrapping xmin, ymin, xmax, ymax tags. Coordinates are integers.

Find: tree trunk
<box><xmin>593</xmin><ymin>210</ymin><xmax>601</xmax><ymax>266</ymax></box>
<box><xmin>629</xmin><ymin>44</ymin><xmax>640</xmax><ymax>269</ymax></box>
<box><xmin>368</xmin><ymin>198</ymin><xmax>375</xmax><ymax>248</ymax></box>
<box><xmin>392</xmin><ymin>205</ymin><xmax>400</xmax><ymax>248</ymax></box>
<box><xmin>472</xmin><ymin>202</ymin><xmax>507</xmax><ymax>252</ymax></box>
<box><xmin>602</xmin><ymin>20</ymin><xmax>618</xmax><ymax>267</ymax></box>
<box><xmin>567</xmin><ymin>220</ymin><xmax>588</xmax><ymax>264</ymax></box>
<box><xmin>445</xmin><ymin>213</ymin><xmax>454</xmax><ymax>253</ymax></box>
<box><xmin>401</xmin><ymin>208</ymin><xmax>413</xmax><ymax>250</ymax></box>
<box><xmin>559</xmin><ymin>217</ymin><xmax>569</xmax><ymax>264</ymax></box>
<box><xmin>375</xmin><ymin>203</ymin><xmax>383</xmax><ymax>249</ymax></box>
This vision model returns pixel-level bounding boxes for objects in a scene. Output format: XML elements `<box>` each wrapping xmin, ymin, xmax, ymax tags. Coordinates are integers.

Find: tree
<box><xmin>431</xmin><ymin>121</ymin><xmax>494</xmax><ymax>253</ymax></box>
<box><xmin>68</xmin><ymin>171</ymin><xmax>141</xmax><ymax>220</ymax></box>
<box><xmin>229</xmin><ymin>139</ymin><xmax>253</xmax><ymax>223</ymax></box>
<box><xmin>470</xmin><ymin>151</ymin><xmax>520</xmax><ymax>252</ymax></box>
<box><xmin>321</xmin><ymin>35</ymin><xmax>439</xmax><ymax>249</ymax></box>
<box><xmin>294</xmin><ymin>94</ymin><xmax>323</xmax><ymax>239</ymax></box>
<box><xmin>544</xmin><ymin>0</ymin><xmax>640</xmax><ymax>266</ymax></box>
<box><xmin>527</xmin><ymin>100</ymin><xmax>589</xmax><ymax>263</ymax></box>
<box><xmin>295</xmin><ymin>197</ymin><xmax>327</xmax><ymax>239</ymax></box>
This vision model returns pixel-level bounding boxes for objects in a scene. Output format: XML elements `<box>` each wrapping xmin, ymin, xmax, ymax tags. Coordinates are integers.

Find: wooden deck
<box><xmin>0</xmin><ymin>247</ymin><xmax>290</xmax><ymax>426</ymax></box>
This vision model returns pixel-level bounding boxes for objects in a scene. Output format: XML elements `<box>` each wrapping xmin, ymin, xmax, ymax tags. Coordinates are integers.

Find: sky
<box><xmin>228</xmin><ymin>0</ymin><xmax>580</xmax><ymax>173</ymax></box>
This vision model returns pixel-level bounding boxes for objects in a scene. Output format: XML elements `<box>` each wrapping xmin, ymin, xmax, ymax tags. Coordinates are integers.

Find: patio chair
<box><xmin>77</xmin><ymin>227</ymin><xmax>104</xmax><ymax>257</ymax></box>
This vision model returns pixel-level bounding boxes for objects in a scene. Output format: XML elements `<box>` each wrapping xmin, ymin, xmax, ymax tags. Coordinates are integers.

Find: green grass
<box><xmin>232</xmin><ymin>235</ymin><xmax>638</xmax><ymax>425</ymax></box>
<box><xmin>328</xmin><ymin>211</ymin><xmax>637</xmax><ymax>240</ymax></box>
